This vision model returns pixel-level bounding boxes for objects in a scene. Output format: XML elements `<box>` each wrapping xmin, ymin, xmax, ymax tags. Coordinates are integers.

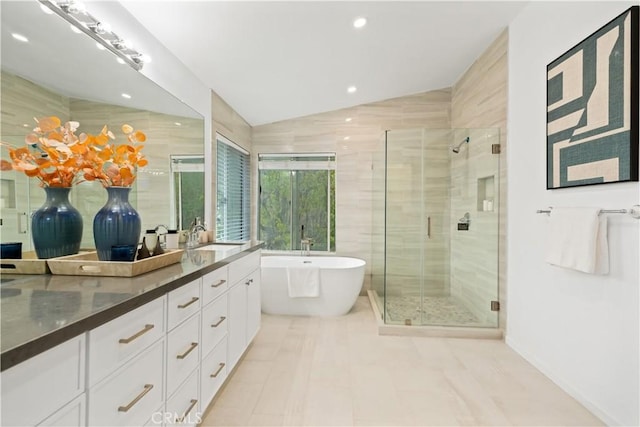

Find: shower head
<box><xmin>452</xmin><ymin>137</ymin><xmax>470</xmax><ymax>153</ymax></box>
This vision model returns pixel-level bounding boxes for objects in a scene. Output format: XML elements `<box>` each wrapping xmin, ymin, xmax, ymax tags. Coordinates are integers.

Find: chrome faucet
<box><xmin>187</xmin><ymin>217</ymin><xmax>206</xmax><ymax>248</ymax></box>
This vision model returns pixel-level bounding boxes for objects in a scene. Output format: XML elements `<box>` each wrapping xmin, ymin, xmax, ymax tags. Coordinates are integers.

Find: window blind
<box><xmin>216</xmin><ymin>137</ymin><xmax>250</xmax><ymax>241</ymax></box>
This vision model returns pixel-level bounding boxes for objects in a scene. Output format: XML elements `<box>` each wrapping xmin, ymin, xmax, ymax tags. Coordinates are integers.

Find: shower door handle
<box><xmin>427</xmin><ymin>216</ymin><xmax>431</xmax><ymax>239</ymax></box>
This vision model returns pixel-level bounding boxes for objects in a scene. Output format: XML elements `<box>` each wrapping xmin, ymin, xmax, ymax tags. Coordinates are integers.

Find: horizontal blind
<box><xmin>217</xmin><ymin>138</ymin><xmax>250</xmax><ymax>241</ymax></box>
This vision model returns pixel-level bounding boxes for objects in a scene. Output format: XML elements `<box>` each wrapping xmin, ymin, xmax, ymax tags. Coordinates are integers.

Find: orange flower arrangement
<box><xmin>1</xmin><ymin>116</ymin><xmax>147</xmax><ymax>188</ymax></box>
<box><xmin>1</xmin><ymin>116</ymin><xmax>93</xmax><ymax>187</ymax></box>
<box><xmin>83</xmin><ymin>123</ymin><xmax>148</xmax><ymax>187</ymax></box>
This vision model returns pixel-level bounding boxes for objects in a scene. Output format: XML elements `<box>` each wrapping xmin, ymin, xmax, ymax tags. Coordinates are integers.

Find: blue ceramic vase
<box><xmin>31</xmin><ymin>187</ymin><xmax>83</xmax><ymax>259</ymax></box>
<box><xmin>93</xmin><ymin>186</ymin><xmax>141</xmax><ymax>261</ymax></box>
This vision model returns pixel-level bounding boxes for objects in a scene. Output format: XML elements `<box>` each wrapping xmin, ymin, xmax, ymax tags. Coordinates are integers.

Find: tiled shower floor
<box><xmin>384</xmin><ymin>295</ymin><xmax>484</xmax><ymax>326</ymax></box>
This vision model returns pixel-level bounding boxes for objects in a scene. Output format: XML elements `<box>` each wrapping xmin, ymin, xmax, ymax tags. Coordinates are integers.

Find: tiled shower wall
<box><xmin>252</xmin><ymin>90</ymin><xmax>452</xmax><ymax>292</ymax></box>
<box><xmin>450</xmin><ymin>30</ymin><xmax>508</xmax><ymax>329</ymax></box>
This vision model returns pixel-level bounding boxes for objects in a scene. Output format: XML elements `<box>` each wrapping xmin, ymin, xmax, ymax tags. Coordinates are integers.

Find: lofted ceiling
<box><xmin>124</xmin><ymin>1</ymin><xmax>527</xmax><ymax>126</ymax></box>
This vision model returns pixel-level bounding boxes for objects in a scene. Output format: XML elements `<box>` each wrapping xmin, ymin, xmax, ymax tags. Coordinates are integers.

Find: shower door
<box><xmin>382</xmin><ymin>128</ymin><xmax>500</xmax><ymax>328</ymax></box>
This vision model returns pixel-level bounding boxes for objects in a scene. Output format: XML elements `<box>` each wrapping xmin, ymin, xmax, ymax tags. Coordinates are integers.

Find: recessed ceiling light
<box><xmin>344</xmin><ymin>136</ymin><xmax>350</xmax><ymax>141</ymax></box>
<box><xmin>345</xmin><ymin>117</ymin><xmax>352</xmax><ymax>122</ymax></box>
<box><xmin>40</xmin><ymin>4</ymin><xmax>54</xmax><ymax>14</ymax></box>
<box><xmin>353</xmin><ymin>17</ymin><xmax>367</xmax><ymax>29</ymax></box>
<box><xmin>347</xmin><ymin>86</ymin><xmax>357</xmax><ymax>94</ymax></box>
<box><xmin>23</xmin><ymin>124</ymin><xmax>30</xmax><ymax>128</ymax></box>
<box><xmin>174</xmin><ymin>122</ymin><xmax>182</xmax><ymax>126</ymax></box>
<box><xmin>117</xmin><ymin>58</ymin><xmax>126</xmax><ymax>65</ymax></box>
<box><xmin>11</xmin><ymin>33</ymin><xmax>28</xmax><ymax>43</ymax></box>
<box><xmin>121</xmin><ymin>93</ymin><xmax>131</xmax><ymax>99</ymax></box>
<box><xmin>70</xmin><ymin>24</ymin><xmax>82</xmax><ymax>34</ymax></box>
<box><xmin>96</xmin><ymin>42</ymin><xmax>105</xmax><ymax>51</ymax></box>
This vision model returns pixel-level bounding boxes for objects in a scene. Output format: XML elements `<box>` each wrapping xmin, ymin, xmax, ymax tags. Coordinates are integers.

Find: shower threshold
<box><xmin>366</xmin><ymin>290</ymin><xmax>503</xmax><ymax>339</ymax></box>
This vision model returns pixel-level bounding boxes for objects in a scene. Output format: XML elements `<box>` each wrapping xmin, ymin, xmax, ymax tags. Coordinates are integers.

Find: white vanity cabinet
<box><xmin>1</xmin><ymin>247</ymin><xmax>263</xmax><ymax>426</ymax></box>
<box><xmin>227</xmin><ymin>250</ymin><xmax>261</xmax><ymax>371</ymax></box>
<box><xmin>1</xmin><ymin>335</ymin><xmax>85</xmax><ymax>427</ymax></box>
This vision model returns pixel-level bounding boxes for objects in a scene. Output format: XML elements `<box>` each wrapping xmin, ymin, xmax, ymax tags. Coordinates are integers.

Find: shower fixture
<box><xmin>452</xmin><ymin>137</ymin><xmax>470</xmax><ymax>153</ymax></box>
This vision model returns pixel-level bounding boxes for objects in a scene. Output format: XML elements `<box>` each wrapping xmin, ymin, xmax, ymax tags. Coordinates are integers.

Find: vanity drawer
<box><xmin>166</xmin><ymin>312</ymin><xmax>200</xmax><ymax>395</ymax></box>
<box><xmin>38</xmin><ymin>394</ymin><xmax>85</xmax><ymax>427</ymax></box>
<box><xmin>200</xmin><ymin>338</ymin><xmax>228</xmax><ymax>410</ymax></box>
<box><xmin>165</xmin><ymin>368</ymin><xmax>200</xmax><ymax>426</ymax></box>
<box><xmin>201</xmin><ymin>266</ymin><xmax>228</xmax><ymax>306</ymax></box>
<box><xmin>88</xmin><ymin>296</ymin><xmax>165</xmax><ymax>386</ymax></box>
<box><xmin>168</xmin><ymin>278</ymin><xmax>201</xmax><ymax>331</ymax></box>
<box><xmin>228</xmin><ymin>250</ymin><xmax>260</xmax><ymax>285</ymax></box>
<box><xmin>201</xmin><ymin>293</ymin><xmax>228</xmax><ymax>357</ymax></box>
<box><xmin>88</xmin><ymin>339</ymin><xmax>164</xmax><ymax>427</ymax></box>
<box><xmin>1</xmin><ymin>334</ymin><xmax>85</xmax><ymax>427</ymax></box>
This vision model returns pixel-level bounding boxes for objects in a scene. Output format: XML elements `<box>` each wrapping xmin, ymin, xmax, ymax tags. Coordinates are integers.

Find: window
<box><xmin>170</xmin><ymin>155</ymin><xmax>204</xmax><ymax>230</ymax></box>
<box><xmin>258</xmin><ymin>153</ymin><xmax>336</xmax><ymax>252</ymax></box>
<box><xmin>216</xmin><ymin>135</ymin><xmax>250</xmax><ymax>241</ymax></box>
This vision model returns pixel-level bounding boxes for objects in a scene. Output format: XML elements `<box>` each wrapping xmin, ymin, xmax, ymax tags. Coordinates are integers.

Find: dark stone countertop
<box><xmin>0</xmin><ymin>242</ymin><xmax>263</xmax><ymax>372</ymax></box>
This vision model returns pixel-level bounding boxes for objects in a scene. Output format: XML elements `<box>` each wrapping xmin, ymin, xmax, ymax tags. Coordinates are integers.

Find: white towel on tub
<box><xmin>545</xmin><ymin>207</ymin><xmax>609</xmax><ymax>275</ymax></box>
<box><xmin>286</xmin><ymin>266</ymin><xmax>320</xmax><ymax>298</ymax></box>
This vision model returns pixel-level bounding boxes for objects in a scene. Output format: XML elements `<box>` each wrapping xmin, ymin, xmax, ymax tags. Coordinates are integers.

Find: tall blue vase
<box><xmin>32</xmin><ymin>187</ymin><xmax>83</xmax><ymax>259</ymax></box>
<box><xmin>93</xmin><ymin>186</ymin><xmax>141</xmax><ymax>261</ymax></box>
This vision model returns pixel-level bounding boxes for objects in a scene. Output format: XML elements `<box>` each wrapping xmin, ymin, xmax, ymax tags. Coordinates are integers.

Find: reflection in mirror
<box><xmin>0</xmin><ymin>1</ymin><xmax>205</xmax><ymax>252</ymax></box>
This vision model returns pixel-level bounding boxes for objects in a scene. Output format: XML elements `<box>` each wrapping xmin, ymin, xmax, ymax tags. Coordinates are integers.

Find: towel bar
<box><xmin>536</xmin><ymin>205</ymin><xmax>640</xmax><ymax>219</ymax></box>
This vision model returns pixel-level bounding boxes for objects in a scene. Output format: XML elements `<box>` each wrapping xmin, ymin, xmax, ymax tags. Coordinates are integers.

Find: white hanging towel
<box><xmin>545</xmin><ymin>207</ymin><xmax>609</xmax><ymax>274</ymax></box>
<box><xmin>286</xmin><ymin>266</ymin><xmax>320</xmax><ymax>297</ymax></box>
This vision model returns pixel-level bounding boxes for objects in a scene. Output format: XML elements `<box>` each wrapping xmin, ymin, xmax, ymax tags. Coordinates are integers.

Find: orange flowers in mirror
<box><xmin>1</xmin><ymin>116</ymin><xmax>147</xmax><ymax>187</ymax></box>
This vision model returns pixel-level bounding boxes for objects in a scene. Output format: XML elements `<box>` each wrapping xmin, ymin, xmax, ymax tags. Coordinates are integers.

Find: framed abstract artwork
<box><xmin>547</xmin><ymin>6</ymin><xmax>638</xmax><ymax>189</ymax></box>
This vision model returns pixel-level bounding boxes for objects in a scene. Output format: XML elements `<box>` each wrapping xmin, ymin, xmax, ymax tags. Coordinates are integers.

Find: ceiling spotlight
<box><xmin>344</xmin><ymin>136</ymin><xmax>350</xmax><ymax>141</ymax></box>
<box><xmin>11</xmin><ymin>33</ymin><xmax>29</xmax><ymax>43</ymax></box>
<box><xmin>70</xmin><ymin>24</ymin><xmax>82</xmax><ymax>34</ymax></box>
<box><xmin>345</xmin><ymin>117</ymin><xmax>352</xmax><ymax>122</ymax></box>
<box><xmin>96</xmin><ymin>42</ymin><xmax>105</xmax><ymax>50</ymax></box>
<box><xmin>353</xmin><ymin>17</ymin><xmax>367</xmax><ymax>28</ymax></box>
<box><xmin>347</xmin><ymin>86</ymin><xmax>357</xmax><ymax>94</ymax></box>
<box><xmin>174</xmin><ymin>122</ymin><xmax>182</xmax><ymax>126</ymax></box>
<box><xmin>121</xmin><ymin>93</ymin><xmax>131</xmax><ymax>99</ymax></box>
<box><xmin>116</xmin><ymin>58</ymin><xmax>126</xmax><ymax>65</ymax></box>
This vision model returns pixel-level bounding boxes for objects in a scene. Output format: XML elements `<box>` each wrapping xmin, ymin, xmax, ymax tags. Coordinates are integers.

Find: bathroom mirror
<box><xmin>0</xmin><ymin>1</ymin><xmax>205</xmax><ymax>251</ymax></box>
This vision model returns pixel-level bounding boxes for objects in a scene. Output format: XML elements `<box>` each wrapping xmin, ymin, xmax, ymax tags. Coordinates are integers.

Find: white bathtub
<box><xmin>261</xmin><ymin>256</ymin><xmax>365</xmax><ymax>316</ymax></box>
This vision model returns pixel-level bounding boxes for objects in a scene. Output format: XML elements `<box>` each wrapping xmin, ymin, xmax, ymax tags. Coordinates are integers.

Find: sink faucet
<box><xmin>187</xmin><ymin>218</ymin><xmax>206</xmax><ymax>248</ymax></box>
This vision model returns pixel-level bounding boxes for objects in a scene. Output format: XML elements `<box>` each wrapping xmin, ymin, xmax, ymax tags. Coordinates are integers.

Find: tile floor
<box><xmin>201</xmin><ymin>297</ymin><xmax>603</xmax><ymax>426</ymax></box>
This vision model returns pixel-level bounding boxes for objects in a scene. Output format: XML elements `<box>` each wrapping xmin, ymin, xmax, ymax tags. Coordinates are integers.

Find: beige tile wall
<box><xmin>252</xmin><ymin>90</ymin><xmax>452</xmax><ymax>292</ymax></box>
<box><xmin>450</xmin><ymin>30</ymin><xmax>508</xmax><ymax>330</ymax></box>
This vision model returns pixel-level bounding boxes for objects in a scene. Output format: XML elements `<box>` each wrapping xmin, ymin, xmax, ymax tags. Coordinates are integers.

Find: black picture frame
<box><xmin>546</xmin><ymin>6</ymin><xmax>638</xmax><ymax>189</ymax></box>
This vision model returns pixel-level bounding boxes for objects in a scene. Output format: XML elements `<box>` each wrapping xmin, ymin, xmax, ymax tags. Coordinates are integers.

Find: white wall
<box><xmin>507</xmin><ymin>2</ymin><xmax>639</xmax><ymax>426</ymax></box>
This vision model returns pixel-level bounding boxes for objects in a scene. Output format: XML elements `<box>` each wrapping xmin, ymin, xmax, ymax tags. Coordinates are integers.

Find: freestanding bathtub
<box><xmin>261</xmin><ymin>256</ymin><xmax>366</xmax><ymax>316</ymax></box>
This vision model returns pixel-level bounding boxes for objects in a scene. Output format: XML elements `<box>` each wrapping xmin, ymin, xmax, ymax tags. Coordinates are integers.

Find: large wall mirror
<box><xmin>1</xmin><ymin>1</ymin><xmax>205</xmax><ymax>252</ymax></box>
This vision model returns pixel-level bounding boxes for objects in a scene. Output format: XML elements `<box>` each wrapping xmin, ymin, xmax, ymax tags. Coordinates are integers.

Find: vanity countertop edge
<box><xmin>0</xmin><ymin>242</ymin><xmax>263</xmax><ymax>372</ymax></box>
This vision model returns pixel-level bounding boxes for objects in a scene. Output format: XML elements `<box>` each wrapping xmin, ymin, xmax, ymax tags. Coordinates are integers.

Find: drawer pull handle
<box><xmin>211</xmin><ymin>279</ymin><xmax>226</xmax><ymax>288</ymax></box>
<box><xmin>177</xmin><ymin>296</ymin><xmax>199</xmax><ymax>309</ymax></box>
<box><xmin>245</xmin><ymin>278</ymin><xmax>254</xmax><ymax>286</ymax></box>
<box><xmin>117</xmin><ymin>384</ymin><xmax>154</xmax><ymax>412</ymax></box>
<box><xmin>177</xmin><ymin>342</ymin><xmax>198</xmax><ymax>359</ymax></box>
<box><xmin>210</xmin><ymin>362</ymin><xmax>226</xmax><ymax>378</ymax></box>
<box><xmin>211</xmin><ymin>316</ymin><xmax>226</xmax><ymax>328</ymax></box>
<box><xmin>119</xmin><ymin>324</ymin><xmax>154</xmax><ymax>344</ymax></box>
<box><xmin>177</xmin><ymin>399</ymin><xmax>198</xmax><ymax>423</ymax></box>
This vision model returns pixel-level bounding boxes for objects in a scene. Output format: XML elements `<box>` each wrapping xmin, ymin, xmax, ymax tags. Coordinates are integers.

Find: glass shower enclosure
<box><xmin>371</xmin><ymin>128</ymin><xmax>500</xmax><ymax>328</ymax></box>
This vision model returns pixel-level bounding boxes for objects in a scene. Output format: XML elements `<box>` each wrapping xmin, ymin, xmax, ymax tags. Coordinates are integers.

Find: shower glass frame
<box><xmin>373</xmin><ymin>128</ymin><xmax>500</xmax><ymax>328</ymax></box>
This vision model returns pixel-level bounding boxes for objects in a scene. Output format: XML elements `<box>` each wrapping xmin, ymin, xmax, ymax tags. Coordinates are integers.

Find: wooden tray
<box><xmin>0</xmin><ymin>252</ymin><xmax>50</xmax><ymax>275</ymax></box>
<box><xmin>47</xmin><ymin>249</ymin><xmax>185</xmax><ymax>277</ymax></box>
